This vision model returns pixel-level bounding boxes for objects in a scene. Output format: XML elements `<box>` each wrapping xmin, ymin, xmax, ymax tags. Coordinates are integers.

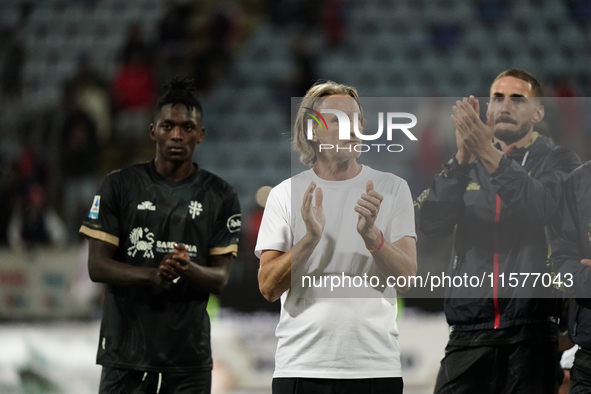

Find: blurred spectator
<box><xmin>322</xmin><ymin>0</ymin><xmax>348</xmax><ymax>47</ymax></box>
<box><xmin>273</xmin><ymin>34</ymin><xmax>318</xmax><ymax>109</ymax></box>
<box><xmin>245</xmin><ymin>186</ymin><xmax>272</xmax><ymax>256</ymax></box>
<box><xmin>8</xmin><ymin>184</ymin><xmax>66</xmax><ymax>253</ymax></box>
<box><xmin>0</xmin><ymin>157</ymin><xmax>22</xmax><ymax>245</ymax></box>
<box><xmin>119</xmin><ymin>21</ymin><xmax>153</xmax><ymax>66</ymax></box>
<box><xmin>551</xmin><ymin>77</ymin><xmax>581</xmax><ymax>143</ymax></box>
<box><xmin>192</xmin><ymin>1</ymin><xmax>245</xmax><ymax>93</ymax></box>
<box><xmin>18</xmin><ymin>133</ymin><xmax>48</xmax><ymax>191</ymax></box>
<box><xmin>60</xmin><ymin>102</ymin><xmax>100</xmax><ymax>244</ymax></box>
<box><xmin>552</xmin><ymin>77</ymin><xmax>580</xmax><ymax>98</ymax></box>
<box><xmin>64</xmin><ymin>53</ymin><xmax>111</xmax><ymax>146</ymax></box>
<box><xmin>71</xmin><ymin>239</ymin><xmax>103</xmax><ymax>319</ymax></box>
<box><xmin>1</xmin><ymin>43</ymin><xmax>24</xmax><ymax>99</ymax></box>
<box><xmin>410</xmin><ymin>98</ymin><xmax>458</xmax><ymax>191</ymax></box>
<box><xmin>414</xmin><ymin>122</ymin><xmax>445</xmax><ymax>185</ymax></box>
<box><xmin>111</xmin><ymin>22</ymin><xmax>157</xmax><ymax>112</ymax></box>
<box><xmin>245</xmin><ymin>207</ymin><xmax>264</xmax><ymax>255</ymax></box>
<box><xmin>111</xmin><ymin>47</ymin><xmax>157</xmax><ymax>111</ymax></box>
<box><xmin>0</xmin><ymin>99</ymin><xmax>25</xmax><ymax>155</ymax></box>
<box><xmin>158</xmin><ymin>0</ymin><xmax>193</xmax><ymax>78</ymax></box>
<box><xmin>291</xmin><ymin>34</ymin><xmax>318</xmax><ymax>97</ymax></box>
<box><xmin>110</xmin><ymin>27</ymin><xmax>157</xmax><ymax>153</ymax></box>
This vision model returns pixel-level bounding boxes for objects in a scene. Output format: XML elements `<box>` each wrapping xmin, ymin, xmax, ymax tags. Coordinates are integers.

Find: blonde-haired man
<box><xmin>255</xmin><ymin>80</ymin><xmax>417</xmax><ymax>394</ymax></box>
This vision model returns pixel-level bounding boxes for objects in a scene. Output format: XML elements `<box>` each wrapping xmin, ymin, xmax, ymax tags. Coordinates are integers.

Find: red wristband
<box><xmin>368</xmin><ymin>230</ymin><xmax>385</xmax><ymax>253</ymax></box>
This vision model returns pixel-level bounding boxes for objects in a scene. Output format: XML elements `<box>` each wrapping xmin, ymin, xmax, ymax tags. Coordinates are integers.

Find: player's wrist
<box><xmin>479</xmin><ymin>147</ymin><xmax>503</xmax><ymax>173</ymax></box>
<box><xmin>150</xmin><ymin>268</ymin><xmax>171</xmax><ymax>288</ymax></box>
<box><xmin>302</xmin><ymin>231</ymin><xmax>322</xmax><ymax>245</ymax></box>
<box><xmin>364</xmin><ymin>227</ymin><xmax>383</xmax><ymax>251</ymax></box>
<box><xmin>179</xmin><ymin>259</ymin><xmax>195</xmax><ymax>276</ymax></box>
<box><xmin>455</xmin><ymin>151</ymin><xmax>475</xmax><ymax>166</ymax></box>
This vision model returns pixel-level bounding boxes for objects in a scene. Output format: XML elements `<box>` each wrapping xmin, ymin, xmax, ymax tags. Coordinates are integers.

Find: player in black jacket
<box><xmin>551</xmin><ymin>160</ymin><xmax>591</xmax><ymax>393</ymax></box>
<box><xmin>415</xmin><ymin>68</ymin><xmax>581</xmax><ymax>393</ymax></box>
<box><xmin>80</xmin><ymin>77</ymin><xmax>240</xmax><ymax>394</ymax></box>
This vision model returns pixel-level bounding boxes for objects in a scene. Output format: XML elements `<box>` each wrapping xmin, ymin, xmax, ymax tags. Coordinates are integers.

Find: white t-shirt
<box><xmin>255</xmin><ymin>165</ymin><xmax>416</xmax><ymax>379</ymax></box>
<box><xmin>560</xmin><ymin>345</ymin><xmax>577</xmax><ymax>370</ymax></box>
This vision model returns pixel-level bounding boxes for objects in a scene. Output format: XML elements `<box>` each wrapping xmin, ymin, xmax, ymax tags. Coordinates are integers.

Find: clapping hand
<box><xmin>301</xmin><ymin>181</ymin><xmax>325</xmax><ymax>241</ymax></box>
<box><xmin>355</xmin><ymin>180</ymin><xmax>383</xmax><ymax>240</ymax></box>
<box><xmin>158</xmin><ymin>243</ymin><xmax>190</xmax><ymax>284</ymax></box>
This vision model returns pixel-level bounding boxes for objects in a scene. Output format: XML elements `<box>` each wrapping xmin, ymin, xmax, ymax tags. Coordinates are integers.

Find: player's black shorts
<box><xmin>98</xmin><ymin>366</ymin><xmax>211</xmax><ymax>394</ymax></box>
<box><xmin>570</xmin><ymin>348</ymin><xmax>591</xmax><ymax>394</ymax></box>
<box><xmin>434</xmin><ymin>339</ymin><xmax>558</xmax><ymax>394</ymax></box>
<box><xmin>272</xmin><ymin>377</ymin><xmax>403</xmax><ymax>394</ymax></box>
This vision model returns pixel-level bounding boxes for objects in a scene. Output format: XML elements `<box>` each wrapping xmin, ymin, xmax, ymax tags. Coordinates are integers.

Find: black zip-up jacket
<box><xmin>551</xmin><ymin>161</ymin><xmax>591</xmax><ymax>349</ymax></box>
<box><xmin>415</xmin><ymin>133</ymin><xmax>580</xmax><ymax>331</ymax></box>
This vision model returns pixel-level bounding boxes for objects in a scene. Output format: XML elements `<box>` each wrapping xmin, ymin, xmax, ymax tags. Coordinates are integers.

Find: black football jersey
<box><xmin>80</xmin><ymin>160</ymin><xmax>241</xmax><ymax>372</ymax></box>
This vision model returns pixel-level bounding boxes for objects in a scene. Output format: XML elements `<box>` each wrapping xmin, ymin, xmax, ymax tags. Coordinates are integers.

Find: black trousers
<box><xmin>434</xmin><ymin>340</ymin><xmax>558</xmax><ymax>394</ymax></box>
<box><xmin>570</xmin><ymin>348</ymin><xmax>591</xmax><ymax>394</ymax></box>
<box><xmin>98</xmin><ymin>366</ymin><xmax>211</xmax><ymax>394</ymax></box>
<box><xmin>272</xmin><ymin>377</ymin><xmax>403</xmax><ymax>394</ymax></box>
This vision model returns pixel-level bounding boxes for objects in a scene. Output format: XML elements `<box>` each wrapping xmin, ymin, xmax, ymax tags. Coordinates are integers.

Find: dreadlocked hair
<box><xmin>154</xmin><ymin>76</ymin><xmax>203</xmax><ymax>120</ymax></box>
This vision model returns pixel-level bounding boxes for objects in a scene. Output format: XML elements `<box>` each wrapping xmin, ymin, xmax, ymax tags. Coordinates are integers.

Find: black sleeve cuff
<box><xmin>490</xmin><ymin>155</ymin><xmax>512</xmax><ymax>178</ymax></box>
<box><xmin>447</xmin><ymin>156</ymin><xmax>474</xmax><ymax>176</ymax></box>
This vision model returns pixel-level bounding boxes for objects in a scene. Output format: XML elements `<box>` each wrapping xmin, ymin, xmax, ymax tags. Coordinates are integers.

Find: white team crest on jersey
<box><xmin>137</xmin><ymin>201</ymin><xmax>156</xmax><ymax>211</ymax></box>
<box><xmin>127</xmin><ymin>227</ymin><xmax>155</xmax><ymax>258</ymax></box>
<box><xmin>188</xmin><ymin>201</ymin><xmax>203</xmax><ymax>219</ymax></box>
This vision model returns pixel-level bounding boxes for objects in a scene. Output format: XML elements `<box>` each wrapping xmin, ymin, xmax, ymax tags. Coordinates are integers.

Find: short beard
<box><xmin>494</xmin><ymin>121</ymin><xmax>532</xmax><ymax>146</ymax></box>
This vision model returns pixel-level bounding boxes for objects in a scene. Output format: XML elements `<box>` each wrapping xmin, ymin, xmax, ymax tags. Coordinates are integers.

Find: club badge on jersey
<box><xmin>188</xmin><ymin>201</ymin><xmax>203</xmax><ymax>219</ymax></box>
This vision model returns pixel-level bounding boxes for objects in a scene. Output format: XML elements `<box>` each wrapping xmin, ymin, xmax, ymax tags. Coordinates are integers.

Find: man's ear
<box><xmin>149</xmin><ymin>123</ymin><xmax>156</xmax><ymax>141</ymax></box>
<box><xmin>310</xmin><ymin>125</ymin><xmax>319</xmax><ymax>142</ymax></box>
<box><xmin>485</xmin><ymin>101</ymin><xmax>492</xmax><ymax>122</ymax></box>
<box><xmin>532</xmin><ymin>105</ymin><xmax>545</xmax><ymax>124</ymax></box>
<box><xmin>196</xmin><ymin>128</ymin><xmax>205</xmax><ymax>144</ymax></box>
